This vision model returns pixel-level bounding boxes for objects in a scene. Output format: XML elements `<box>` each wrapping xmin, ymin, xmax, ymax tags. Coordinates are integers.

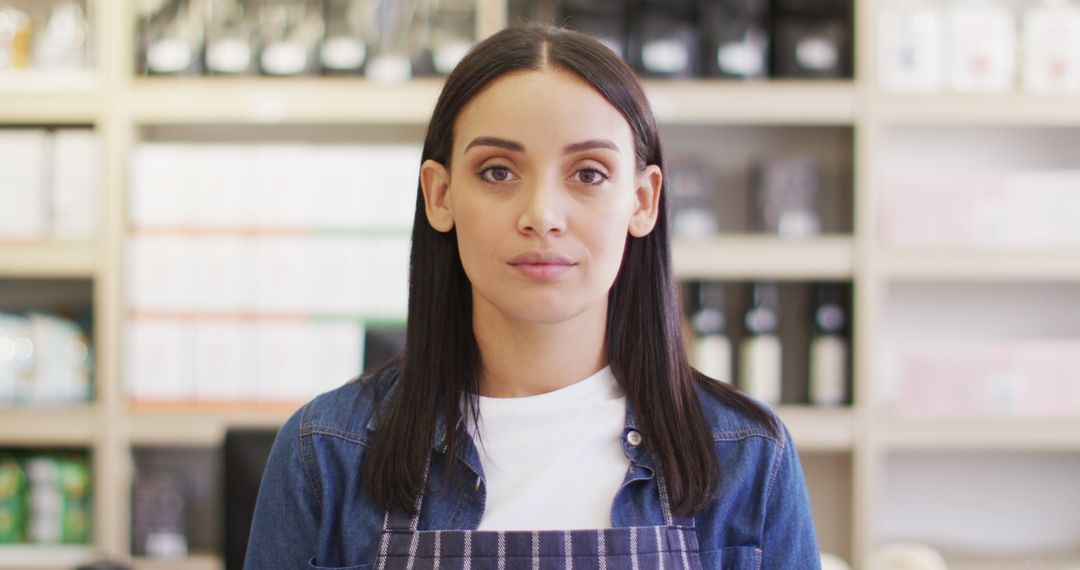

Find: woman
<box><xmin>246</xmin><ymin>23</ymin><xmax>820</xmax><ymax>569</ymax></box>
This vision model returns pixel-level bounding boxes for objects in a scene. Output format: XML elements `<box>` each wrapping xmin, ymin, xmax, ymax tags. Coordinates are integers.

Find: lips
<box><xmin>508</xmin><ymin>251</ymin><xmax>576</xmax><ymax>265</ymax></box>
<box><xmin>507</xmin><ymin>251</ymin><xmax>576</xmax><ymax>280</ymax></box>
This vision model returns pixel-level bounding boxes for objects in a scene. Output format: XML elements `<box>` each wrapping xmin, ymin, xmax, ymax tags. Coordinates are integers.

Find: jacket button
<box><xmin>626</xmin><ymin>430</ymin><xmax>642</xmax><ymax>447</ymax></box>
<box><xmin>475</xmin><ymin>476</ymin><xmax>482</xmax><ymax>491</ymax></box>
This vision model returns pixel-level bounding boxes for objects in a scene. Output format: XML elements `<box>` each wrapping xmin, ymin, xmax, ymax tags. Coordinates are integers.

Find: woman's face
<box><xmin>420</xmin><ymin>68</ymin><xmax>662</xmax><ymax>326</ymax></box>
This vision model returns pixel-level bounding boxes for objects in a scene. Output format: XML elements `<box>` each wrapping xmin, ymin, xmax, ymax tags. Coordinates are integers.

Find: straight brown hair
<box><xmin>362</xmin><ymin>23</ymin><xmax>780</xmax><ymax>518</ymax></box>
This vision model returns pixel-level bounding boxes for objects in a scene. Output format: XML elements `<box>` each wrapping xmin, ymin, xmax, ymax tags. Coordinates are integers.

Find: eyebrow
<box><xmin>464</xmin><ymin>136</ymin><xmax>620</xmax><ymax>155</ymax></box>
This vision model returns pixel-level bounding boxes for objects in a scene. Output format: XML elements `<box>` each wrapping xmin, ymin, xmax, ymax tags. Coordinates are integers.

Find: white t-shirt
<box><xmin>461</xmin><ymin>365</ymin><xmax>630</xmax><ymax>530</ymax></box>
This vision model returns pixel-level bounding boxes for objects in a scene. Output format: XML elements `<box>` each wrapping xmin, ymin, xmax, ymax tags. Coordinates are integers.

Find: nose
<box><xmin>516</xmin><ymin>176</ymin><xmax>566</xmax><ymax>238</ymax></box>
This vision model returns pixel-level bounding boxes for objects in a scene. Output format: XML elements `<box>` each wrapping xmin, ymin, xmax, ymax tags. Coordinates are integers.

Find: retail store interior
<box><xmin>2</xmin><ymin>0</ymin><xmax>1080</xmax><ymax>568</ymax></box>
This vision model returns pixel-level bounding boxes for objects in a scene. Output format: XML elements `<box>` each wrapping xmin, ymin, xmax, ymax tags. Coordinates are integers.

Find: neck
<box><xmin>472</xmin><ymin>294</ymin><xmax>608</xmax><ymax>398</ymax></box>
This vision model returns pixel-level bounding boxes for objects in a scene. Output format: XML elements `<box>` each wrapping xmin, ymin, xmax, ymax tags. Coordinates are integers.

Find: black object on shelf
<box><xmin>76</xmin><ymin>562</ymin><xmax>132</xmax><ymax>570</ymax></box>
<box><xmin>629</xmin><ymin>0</ymin><xmax>700</xmax><ymax>78</ymax></box>
<box><xmin>223</xmin><ymin>429</ymin><xmax>277</xmax><ymax>570</ymax></box>
<box><xmin>508</xmin><ymin>0</ymin><xmax>630</xmax><ymax>60</ymax></box>
<box><xmin>699</xmin><ymin>0</ymin><xmax>771</xmax><ymax>79</ymax></box>
<box><xmin>362</xmin><ymin>324</ymin><xmax>406</xmax><ymax>374</ymax></box>
<box><xmin>768</xmin><ymin>0</ymin><xmax>852</xmax><ymax>78</ymax></box>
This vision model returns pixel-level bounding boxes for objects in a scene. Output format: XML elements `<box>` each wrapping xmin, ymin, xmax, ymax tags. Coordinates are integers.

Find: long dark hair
<box><xmin>362</xmin><ymin>23</ymin><xmax>780</xmax><ymax>518</ymax></box>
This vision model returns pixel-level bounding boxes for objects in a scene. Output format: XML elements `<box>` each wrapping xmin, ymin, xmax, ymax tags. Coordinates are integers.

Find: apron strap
<box><xmin>656</xmin><ymin>469</ymin><xmax>696</xmax><ymax>528</ymax></box>
<box><xmin>383</xmin><ymin>453</ymin><xmax>433</xmax><ymax>532</ymax></box>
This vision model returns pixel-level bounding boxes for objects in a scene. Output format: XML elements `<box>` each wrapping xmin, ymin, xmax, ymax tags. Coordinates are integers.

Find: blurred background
<box><xmin>1</xmin><ymin>0</ymin><xmax>1079</xmax><ymax>569</ymax></box>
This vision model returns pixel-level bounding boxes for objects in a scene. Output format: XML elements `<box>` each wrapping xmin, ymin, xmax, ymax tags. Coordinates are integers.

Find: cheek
<box><xmin>453</xmin><ymin>202</ymin><xmax>501</xmax><ymax>274</ymax></box>
<box><xmin>581</xmin><ymin>214</ymin><xmax>631</xmax><ymax>279</ymax></box>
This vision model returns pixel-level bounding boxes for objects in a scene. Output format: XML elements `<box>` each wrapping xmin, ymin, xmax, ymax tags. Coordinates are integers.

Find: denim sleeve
<box><xmin>244</xmin><ymin>405</ymin><xmax>321</xmax><ymax>569</ymax></box>
<box><xmin>761</xmin><ymin>422</ymin><xmax>822</xmax><ymax>570</ymax></box>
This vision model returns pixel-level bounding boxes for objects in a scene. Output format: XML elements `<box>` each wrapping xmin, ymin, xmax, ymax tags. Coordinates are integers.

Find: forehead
<box><xmin>453</xmin><ymin>68</ymin><xmax>634</xmax><ymax>156</ymax></box>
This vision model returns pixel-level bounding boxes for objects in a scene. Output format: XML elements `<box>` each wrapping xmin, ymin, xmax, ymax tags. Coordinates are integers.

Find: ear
<box><xmin>420</xmin><ymin>158</ymin><xmax>454</xmax><ymax>232</ymax></box>
<box><xmin>628</xmin><ymin>164</ymin><xmax>662</xmax><ymax>237</ymax></box>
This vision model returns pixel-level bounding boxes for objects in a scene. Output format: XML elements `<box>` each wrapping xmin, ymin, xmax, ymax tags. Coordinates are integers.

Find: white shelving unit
<box><xmin>3</xmin><ymin>0</ymin><xmax>1079</xmax><ymax>568</ymax></box>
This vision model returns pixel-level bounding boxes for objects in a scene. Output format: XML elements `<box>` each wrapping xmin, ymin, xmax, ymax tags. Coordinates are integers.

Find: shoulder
<box><xmin>692</xmin><ymin>378</ymin><xmax>787</xmax><ymax>448</ymax></box>
<box><xmin>288</xmin><ymin>365</ymin><xmax>402</xmax><ymax>447</ymax></box>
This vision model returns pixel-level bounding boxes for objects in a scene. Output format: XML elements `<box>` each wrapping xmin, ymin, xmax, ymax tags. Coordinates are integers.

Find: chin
<box><xmin>483</xmin><ymin>289</ymin><xmax>602</xmax><ymax>326</ymax></box>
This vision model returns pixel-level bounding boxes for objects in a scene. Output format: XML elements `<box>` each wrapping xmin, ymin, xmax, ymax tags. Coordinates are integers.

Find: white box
<box><xmin>1022</xmin><ymin>1</ymin><xmax>1080</xmax><ymax>93</ymax></box>
<box><xmin>949</xmin><ymin>2</ymin><xmax>1016</xmax><ymax>92</ymax></box>
<box><xmin>51</xmin><ymin>130</ymin><xmax>101</xmax><ymax>240</ymax></box>
<box><xmin>196</xmin><ymin>145</ymin><xmax>258</xmax><ymax>228</ymax></box>
<box><xmin>889</xmin><ymin>339</ymin><xmax>1080</xmax><ymax>416</ymax></box>
<box><xmin>309</xmin><ymin>237</ymin><xmax>366</xmax><ymax>314</ymax></box>
<box><xmin>126</xmin><ymin>236</ymin><xmax>198</xmax><ymax>311</ymax></box>
<box><xmin>129</xmin><ymin>144</ymin><xmax>198</xmax><ymax>228</ymax></box>
<box><xmin>255</xmin><ymin>321</ymin><xmax>363</xmax><ymax>403</ymax></box>
<box><xmin>367</xmin><ymin>145</ymin><xmax>422</xmax><ymax>230</ymax></box>
<box><xmin>878</xmin><ymin>2</ymin><xmax>946</xmax><ymax>92</ymax></box>
<box><xmin>254</xmin><ymin>237</ymin><xmax>315</xmax><ymax>313</ymax></box>
<box><xmin>254</xmin><ymin>145</ymin><xmax>314</xmax><ymax>228</ymax></box>
<box><xmin>0</xmin><ymin>130</ymin><xmax>50</xmax><ymax>239</ymax></box>
<box><xmin>369</xmin><ymin>236</ymin><xmax>411</xmax><ymax>318</ymax></box>
<box><xmin>308</xmin><ymin>321</ymin><xmax>364</xmax><ymax>394</ymax></box>
<box><xmin>125</xmin><ymin>320</ymin><xmax>197</xmax><ymax>402</ymax></box>
<box><xmin>194</xmin><ymin>321</ymin><xmax>258</xmax><ymax>403</ymax></box>
<box><xmin>192</xmin><ymin>236</ymin><xmax>256</xmax><ymax>312</ymax></box>
<box><xmin>312</xmin><ymin>145</ymin><xmax>370</xmax><ymax>229</ymax></box>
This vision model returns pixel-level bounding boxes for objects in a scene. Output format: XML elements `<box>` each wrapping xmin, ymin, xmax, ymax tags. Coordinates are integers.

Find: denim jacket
<box><xmin>244</xmin><ymin>367</ymin><xmax>821</xmax><ymax>569</ymax></box>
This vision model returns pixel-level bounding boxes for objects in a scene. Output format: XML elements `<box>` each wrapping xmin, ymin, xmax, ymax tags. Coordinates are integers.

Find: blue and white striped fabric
<box><xmin>374</xmin><ymin>460</ymin><xmax>703</xmax><ymax>570</ymax></box>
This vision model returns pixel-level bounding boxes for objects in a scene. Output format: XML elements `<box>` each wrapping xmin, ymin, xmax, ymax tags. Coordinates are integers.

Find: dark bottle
<box><xmin>809</xmin><ymin>283</ymin><xmax>848</xmax><ymax>406</ymax></box>
<box><xmin>691</xmin><ymin>282</ymin><xmax>733</xmax><ymax>384</ymax></box>
<box><xmin>739</xmin><ymin>282</ymin><xmax>781</xmax><ymax>405</ymax></box>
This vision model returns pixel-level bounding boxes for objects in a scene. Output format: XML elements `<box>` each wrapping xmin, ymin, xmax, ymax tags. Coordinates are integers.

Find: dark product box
<box><xmin>699</xmin><ymin>0</ymin><xmax>771</xmax><ymax>79</ymax></box>
<box><xmin>769</xmin><ymin>0</ymin><xmax>852</xmax><ymax>78</ymax></box>
<box><xmin>630</xmin><ymin>0</ymin><xmax>700</xmax><ymax>78</ymax></box>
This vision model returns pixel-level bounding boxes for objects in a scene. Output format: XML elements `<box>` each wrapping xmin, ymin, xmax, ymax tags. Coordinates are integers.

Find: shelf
<box><xmin>877</xmin><ymin>415</ymin><xmax>1080</xmax><ymax>450</ymax></box>
<box><xmin>133</xmin><ymin>553</ymin><xmax>223</xmax><ymax>570</ymax></box>
<box><xmin>128</xmin><ymin>78</ymin><xmax>445</xmax><ymax>124</ymax></box>
<box><xmin>128</xmin><ymin>408</ymin><xmax>297</xmax><ymax>446</ymax></box>
<box><xmin>0</xmin><ymin>242</ymin><xmax>98</xmax><ymax>279</ymax></box>
<box><xmin>877</xmin><ymin>248</ymin><xmax>1080</xmax><ymax>281</ymax></box>
<box><xmin>940</xmin><ymin>547</ymin><xmax>1080</xmax><ymax>570</ymax></box>
<box><xmin>0</xmin><ymin>405</ymin><xmax>99</xmax><ymax>446</ymax></box>
<box><xmin>775</xmin><ymin>405</ymin><xmax>855</xmax><ymax>452</ymax></box>
<box><xmin>673</xmin><ymin>235</ymin><xmax>854</xmax><ymax>280</ymax></box>
<box><xmin>0</xmin><ymin>544</ymin><xmax>99</xmax><ymax>568</ymax></box>
<box><xmin>0</xmin><ymin>71</ymin><xmax>103</xmax><ymax>124</ymax></box>
<box><xmin>875</xmin><ymin>92</ymin><xmax>1080</xmax><ymax>126</ymax></box>
<box><xmin>123</xmin><ymin>78</ymin><xmax>858</xmax><ymax>126</ymax></box>
<box><xmin>646</xmin><ymin>80</ymin><xmax>857</xmax><ymax>125</ymax></box>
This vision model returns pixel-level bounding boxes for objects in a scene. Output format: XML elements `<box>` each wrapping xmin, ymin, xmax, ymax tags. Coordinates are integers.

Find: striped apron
<box><xmin>373</xmin><ymin>457</ymin><xmax>703</xmax><ymax>570</ymax></box>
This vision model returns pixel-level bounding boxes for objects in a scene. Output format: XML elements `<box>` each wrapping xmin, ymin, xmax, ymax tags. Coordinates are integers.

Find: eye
<box><xmin>574</xmin><ymin>167</ymin><xmax>608</xmax><ymax>186</ymax></box>
<box><xmin>478</xmin><ymin>165</ymin><xmax>516</xmax><ymax>184</ymax></box>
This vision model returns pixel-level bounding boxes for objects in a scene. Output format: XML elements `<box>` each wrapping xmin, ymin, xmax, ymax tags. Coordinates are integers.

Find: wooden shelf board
<box><xmin>775</xmin><ymin>405</ymin><xmax>855</xmax><ymax>452</ymax></box>
<box><xmin>128</xmin><ymin>77</ymin><xmax>445</xmax><ymax>125</ymax></box>
<box><xmin>127</xmin><ymin>408</ymin><xmax>298</xmax><ymax>446</ymax></box>
<box><xmin>646</xmin><ymin>80</ymin><xmax>857</xmax><ymax>125</ymax></box>
<box><xmin>878</xmin><ymin>248</ymin><xmax>1080</xmax><ymax>281</ymax></box>
<box><xmin>0</xmin><ymin>544</ymin><xmax>99</xmax><ymax>568</ymax></box>
<box><xmin>132</xmin><ymin>553</ymin><xmax>223</xmax><ymax>570</ymax></box>
<box><xmin>125</xmin><ymin>78</ymin><xmax>857</xmax><ymax>126</ymax></box>
<box><xmin>673</xmin><ymin>235</ymin><xmax>855</xmax><ymax>280</ymax></box>
<box><xmin>878</xmin><ymin>416</ymin><xmax>1080</xmax><ymax>450</ymax></box>
<box><xmin>0</xmin><ymin>242</ymin><xmax>98</xmax><ymax>278</ymax></box>
<box><xmin>0</xmin><ymin>71</ymin><xmax>102</xmax><ymax>124</ymax></box>
<box><xmin>0</xmin><ymin>405</ymin><xmax>99</xmax><ymax>446</ymax></box>
<box><xmin>938</xmin><ymin>547</ymin><xmax>1080</xmax><ymax>570</ymax></box>
<box><xmin>876</xmin><ymin>92</ymin><xmax>1080</xmax><ymax>126</ymax></box>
